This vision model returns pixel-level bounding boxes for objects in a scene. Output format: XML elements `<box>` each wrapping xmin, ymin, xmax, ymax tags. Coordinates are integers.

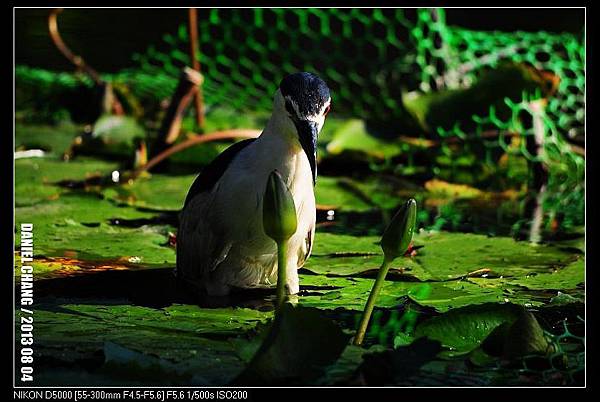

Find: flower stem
<box><xmin>275</xmin><ymin>240</ymin><xmax>288</xmax><ymax>312</ymax></box>
<box><xmin>353</xmin><ymin>257</ymin><xmax>393</xmax><ymax>346</ymax></box>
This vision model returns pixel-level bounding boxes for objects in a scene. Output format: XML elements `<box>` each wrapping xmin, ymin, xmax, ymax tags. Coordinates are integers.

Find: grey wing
<box><xmin>176</xmin><ymin>139</ymin><xmax>257</xmax><ymax>293</ymax></box>
<box><xmin>176</xmin><ymin>191</ymin><xmax>232</xmax><ymax>285</ymax></box>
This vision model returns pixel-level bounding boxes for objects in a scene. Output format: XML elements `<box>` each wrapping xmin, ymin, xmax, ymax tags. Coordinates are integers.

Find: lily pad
<box><xmin>16</xmin><ymin>303</ymin><xmax>269</xmax><ymax>386</ymax></box>
<box><xmin>309</xmin><ymin>231</ymin><xmax>580</xmax><ymax>281</ymax></box>
<box><xmin>91</xmin><ymin>114</ymin><xmax>145</xmax><ymax>144</ymax></box>
<box><xmin>15</xmin><ymin>157</ymin><xmax>119</xmax><ymax>207</ymax></box>
<box><xmin>298</xmin><ymin>230</ymin><xmax>582</xmax><ymax>312</ymax></box>
<box><xmin>298</xmin><ymin>273</ymin><xmax>532</xmax><ymax>312</ymax></box>
<box><xmin>402</xmin><ymin>62</ymin><xmax>553</xmax><ymax>133</ymax></box>
<box><xmin>468</xmin><ymin>258</ymin><xmax>584</xmax><ymax>292</ymax></box>
<box><xmin>357</xmin><ymin>338</ymin><xmax>443</xmax><ymax>385</ymax></box>
<box><xmin>15</xmin><ymin>193</ymin><xmax>175</xmax><ymax>272</ymax></box>
<box><xmin>424</xmin><ymin>179</ymin><xmax>483</xmax><ymax>199</ymax></box>
<box><xmin>15</xmin><ymin>123</ymin><xmax>82</xmax><ymax>156</ymax></box>
<box><xmin>410</xmin><ymin>303</ymin><xmax>524</xmax><ymax>355</ymax></box>
<box><xmin>412</xmin><ymin>231</ymin><xmax>579</xmax><ymax>280</ymax></box>
<box><xmin>315</xmin><ymin>177</ymin><xmax>375</xmax><ymax>212</ymax></box>
<box><xmin>106</xmin><ymin>173</ymin><xmax>394</xmax><ymax>214</ymax></box>
<box><xmin>103</xmin><ymin>174</ymin><xmax>195</xmax><ymax>211</ymax></box>
<box><xmin>325</xmin><ymin>119</ymin><xmax>406</xmax><ymax>160</ymax></box>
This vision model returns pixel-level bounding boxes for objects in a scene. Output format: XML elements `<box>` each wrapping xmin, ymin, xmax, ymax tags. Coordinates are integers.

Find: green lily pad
<box><xmin>469</xmin><ymin>258</ymin><xmax>584</xmax><ymax>292</ymax></box>
<box><xmin>412</xmin><ymin>231</ymin><xmax>579</xmax><ymax>280</ymax></box>
<box><xmin>314</xmin><ymin>344</ymin><xmax>384</xmax><ymax>385</ymax></box>
<box><xmin>402</xmin><ymin>62</ymin><xmax>552</xmax><ymax>133</ymax></box>
<box><xmin>167</xmin><ymin>141</ymin><xmax>238</xmax><ymax>167</ymax></box>
<box><xmin>103</xmin><ymin>174</ymin><xmax>195</xmax><ymax>211</ymax></box>
<box><xmin>15</xmin><ymin>157</ymin><xmax>119</xmax><ymax>207</ymax></box>
<box><xmin>325</xmin><ymin>119</ymin><xmax>406</xmax><ymax>160</ymax></box>
<box><xmin>14</xmin><ymin>154</ymin><xmax>178</xmax><ymax>276</ymax></box>
<box><xmin>311</xmin><ymin>233</ymin><xmax>381</xmax><ymax>255</ymax></box>
<box><xmin>16</xmin><ymin>123</ymin><xmax>82</xmax><ymax>156</ymax></box>
<box><xmin>298</xmin><ymin>273</ymin><xmax>531</xmax><ymax>312</ymax></box>
<box><xmin>16</xmin><ymin>303</ymin><xmax>269</xmax><ymax>386</ymax></box>
<box><xmin>15</xmin><ymin>192</ymin><xmax>175</xmax><ymax>272</ymax></box>
<box><xmin>315</xmin><ymin>177</ymin><xmax>375</xmax><ymax>212</ymax></box>
<box><xmin>101</xmin><ymin>341</ymin><xmax>247</xmax><ymax>386</ymax></box>
<box><xmin>299</xmin><ymin>230</ymin><xmax>582</xmax><ymax>312</ymax></box>
<box><xmin>357</xmin><ymin>338</ymin><xmax>443</xmax><ymax>385</ymax></box>
<box><xmin>20</xmin><ymin>303</ymin><xmax>269</xmax><ymax>350</ymax></box>
<box><xmin>310</xmin><ymin>231</ymin><xmax>579</xmax><ymax>281</ymax></box>
<box><xmin>411</xmin><ymin>303</ymin><xmax>524</xmax><ymax>355</ymax></box>
<box><xmin>499</xmin><ymin>310</ymin><xmax>552</xmax><ymax>360</ymax></box>
<box><xmin>92</xmin><ymin>114</ymin><xmax>145</xmax><ymax>144</ymax></box>
<box><xmin>315</xmin><ymin>176</ymin><xmax>413</xmax><ymax>212</ymax></box>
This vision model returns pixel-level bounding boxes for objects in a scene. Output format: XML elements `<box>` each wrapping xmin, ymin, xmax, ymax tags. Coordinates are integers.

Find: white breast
<box><xmin>204</xmin><ymin>132</ymin><xmax>316</xmax><ymax>292</ymax></box>
<box><xmin>216</xmin><ymin>133</ymin><xmax>313</xmax><ymax>228</ymax></box>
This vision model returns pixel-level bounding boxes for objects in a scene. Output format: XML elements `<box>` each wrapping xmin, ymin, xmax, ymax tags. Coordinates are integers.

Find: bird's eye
<box><xmin>323</xmin><ymin>105</ymin><xmax>331</xmax><ymax>116</ymax></box>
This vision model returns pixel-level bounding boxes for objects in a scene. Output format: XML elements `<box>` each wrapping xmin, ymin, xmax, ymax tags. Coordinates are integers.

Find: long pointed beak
<box><xmin>296</xmin><ymin>120</ymin><xmax>319</xmax><ymax>185</ymax></box>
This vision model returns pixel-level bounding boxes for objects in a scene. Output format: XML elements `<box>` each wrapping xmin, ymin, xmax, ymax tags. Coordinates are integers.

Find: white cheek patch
<box><xmin>284</xmin><ymin>96</ymin><xmax>302</xmax><ymax>117</ymax></box>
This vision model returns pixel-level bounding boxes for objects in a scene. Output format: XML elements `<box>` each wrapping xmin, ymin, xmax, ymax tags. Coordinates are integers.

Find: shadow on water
<box><xmin>31</xmin><ymin>268</ymin><xmax>269</xmax><ymax>310</ymax></box>
<box><xmin>30</xmin><ymin>268</ymin><xmax>343</xmax><ymax>312</ymax></box>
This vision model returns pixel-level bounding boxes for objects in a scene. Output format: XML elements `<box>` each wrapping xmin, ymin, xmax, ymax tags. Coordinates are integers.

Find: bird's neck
<box><xmin>259</xmin><ymin>112</ymin><xmax>303</xmax><ymax>152</ymax></box>
<box><xmin>254</xmin><ymin>114</ymin><xmax>311</xmax><ymax>190</ymax></box>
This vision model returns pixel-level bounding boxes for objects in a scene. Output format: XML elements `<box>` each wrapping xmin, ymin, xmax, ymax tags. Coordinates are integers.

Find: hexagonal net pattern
<box><xmin>130</xmin><ymin>8</ymin><xmax>422</xmax><ymax>121</ymax></box>
<box><xmin>16</xmin><ymin>8</ymin><xmax>585</xmax><ymax>190</ymax></box>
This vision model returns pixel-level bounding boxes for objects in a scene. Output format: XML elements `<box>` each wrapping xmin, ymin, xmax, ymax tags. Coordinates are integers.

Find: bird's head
<box><xmin>272</xmin><ymin>72</ymin><xmax>331</xmax><ymax>184</ymax></box>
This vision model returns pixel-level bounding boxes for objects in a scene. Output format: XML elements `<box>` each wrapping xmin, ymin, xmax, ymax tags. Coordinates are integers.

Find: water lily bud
<box><xmin>263</xmin><ymin>170</ymin><xmax>298</xmax><ymax>243</ymax></box>
<box><xmin>381</xmin><ymin>198</ymin><xmax>417</xmax><ymax>261</ymax></box>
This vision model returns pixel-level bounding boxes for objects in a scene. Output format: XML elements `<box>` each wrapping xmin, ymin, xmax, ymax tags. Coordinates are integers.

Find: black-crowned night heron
<box><xmin>177</xmin><ymin>72</ymin><xmax>331</xmax><ymax>296</ymax></box>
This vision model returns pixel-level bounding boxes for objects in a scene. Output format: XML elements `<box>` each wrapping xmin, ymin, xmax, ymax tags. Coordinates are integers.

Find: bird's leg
<box><xmin>285</xmin><ymin>262</ymin><xmax>300</xmax><ymax>295</ymax></box>
<box><xmin>275</xmin><ymin>241</ymin><xmax>300</xmax><ymax>309</ymax></box>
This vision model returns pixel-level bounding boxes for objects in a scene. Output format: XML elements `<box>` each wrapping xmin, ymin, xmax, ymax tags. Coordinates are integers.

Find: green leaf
<box><xmin>16</xmin><ymin>303</ymin><xmax>269</xmax><ymax>385</ymax></box>
<box><xmin>15</xmin><ymin>157</ymin><xmax>119</xmax><ymax>207</ymax></box>
<box><xmin>315</xmin><ymin>177</ymin><xmax>375</xmax><ymax>212</ymax></box>
<box><xmin>403</xmin><ymin>62</ymin><xmax>553</xmax><ymax>132</ymax></box>
<box><xmin>92</xmin><ymin>114</ymin><xmax>145</xmax><ymax>144</ymax></box>
<box><xmin>502</xmin><ymin>310</ymin><xmax>552</xmax><ymax>359</ymax></box>
<box><xmin>102</xmin><ymin>174</ymin><xmax>195</xmax><ymax>211</ymax></box>
<box><xmin>314</xmin><ymin>344</ymin><xmax>383</xmax><ymax>385</ymax></box>
<box><xmin>16</xmin><ymin>123</ymin><xmax>82</xmax><ymax>156</ymax></box>
<box><xmin>325</xmin><ymin>119</ymin><xmax>405</xmax><ymax>160</ymax></box>
<box><xmin>412</xmin><ymin>303</ymin><xmax>524</xmax><ymax>355</ymax></box>
<box><xmin>411</xmin><ymin>231</ymin><xmax>580</xmax><ymax>280</ymax></box>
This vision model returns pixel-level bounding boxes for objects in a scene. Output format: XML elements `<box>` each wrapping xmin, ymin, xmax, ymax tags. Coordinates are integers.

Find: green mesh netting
<box><xmin>15</xmin><ymin>8</ymin><xmax>585</xmax><ymax>185</ymax></box>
